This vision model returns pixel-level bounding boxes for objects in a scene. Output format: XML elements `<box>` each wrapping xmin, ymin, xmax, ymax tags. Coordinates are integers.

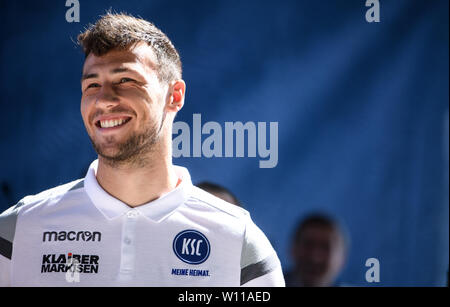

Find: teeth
<box><xmin>99</xmin><ymin>118</ymin><xmax>127</xmax><ymax>128</ymax></box>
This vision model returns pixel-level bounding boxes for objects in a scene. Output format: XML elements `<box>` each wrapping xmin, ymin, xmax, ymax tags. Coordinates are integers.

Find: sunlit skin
<box><xmin>80</xmin><ymin>42</ymin><xmax>186</xmax><ymax>207</ymax></box>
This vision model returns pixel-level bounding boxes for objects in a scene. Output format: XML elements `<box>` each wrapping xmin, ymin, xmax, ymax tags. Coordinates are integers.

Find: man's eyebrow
<box><xmin>81</xmin><ymin>67</ymin><xmax>142</xmax><ymax>82</ymax></box>
<box><xmin>110</xmin><ymin>67</ymin><xmax>144</xmax><ymax>77</ymax></box>
<box><xmin>111</xmin><ymin>67</ymin><xmax>131</xmax><ymax>74</ymax></box>
<box><xmin>81</xmin><ymin>73</ymin><xmax>98</xmax><ymax>81</ymax></box>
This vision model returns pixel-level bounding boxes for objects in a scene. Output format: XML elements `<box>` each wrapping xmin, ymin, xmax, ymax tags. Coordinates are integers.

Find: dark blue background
<box><xmin>0</xmin><ymin>0</ymin><xmax>448</xmax><ymax>286</ymax></box>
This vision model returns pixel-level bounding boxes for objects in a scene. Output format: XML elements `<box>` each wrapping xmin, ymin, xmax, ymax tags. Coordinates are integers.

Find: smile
<box><xmin>95</xmin><ymin>117</ymin><xmax>132</xmax><ymax>129</ymax></box>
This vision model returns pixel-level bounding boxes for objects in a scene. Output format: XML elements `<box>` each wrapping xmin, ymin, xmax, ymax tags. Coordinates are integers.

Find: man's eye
<box><xmin>87</xmin><ymin>83</ymin><xmax>100</xmax><ymax>89</ymax></box>
<box><xmin>119</xmin><ymin>78</ymin><xmax>134</xmax><ymax>83</ymax></box>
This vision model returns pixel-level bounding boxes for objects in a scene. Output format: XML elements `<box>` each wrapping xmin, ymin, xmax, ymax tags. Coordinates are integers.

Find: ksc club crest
<box><xmin>173</xmin><ymin>230</ymin><xmax>210</xmax><ymax>265</ymax></box>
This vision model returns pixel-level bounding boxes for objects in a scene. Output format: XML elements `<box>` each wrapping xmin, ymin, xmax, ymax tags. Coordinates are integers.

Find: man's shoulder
<box><xmin>0</xmin><ymin>178</ymin><xmax>85</xmax><ymax>218</ymax></box>
<box><xmin>185</xmin><ymin>186</ymin><xmax>250</xmax><ymax>221</ymax></box>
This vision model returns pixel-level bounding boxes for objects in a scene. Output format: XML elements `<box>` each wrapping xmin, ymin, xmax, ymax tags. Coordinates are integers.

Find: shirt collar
<box><xmin>84</xmin><ymin>159</ymin><xmax>193</xmax><ymax>222</ymax></box>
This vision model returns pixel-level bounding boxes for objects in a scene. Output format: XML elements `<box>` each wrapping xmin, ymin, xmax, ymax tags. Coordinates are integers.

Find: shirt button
<box><xmin>127</xmin><ymin>210</ymin><xmax>139</xmax><ymax>218</ymax></box>
<box><xmin>124</xmin><ymin>237</ymin><xmax>132</xmax><ymax>245</ymax></box>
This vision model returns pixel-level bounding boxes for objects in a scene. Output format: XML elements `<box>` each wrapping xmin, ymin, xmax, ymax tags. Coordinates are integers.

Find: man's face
<box><xmin>80</xmin><ymin>42</ymin><xmax>168</xmax><ymax>166</ymax></box>
<box><xmin>292</xmin><ymin>225</ymin><xmax>346</xmax><ymax>287</ymax></box>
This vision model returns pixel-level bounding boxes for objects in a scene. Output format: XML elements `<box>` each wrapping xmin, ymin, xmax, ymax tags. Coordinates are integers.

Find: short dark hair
<box><xmin>292</xmin><ymin>213</ymin><xmax>349</xmax><ymax>248</ymax></box>
<box><xmin>77</xmin><ymin>12</ymin><xmax>182</xmax><ymax>83</ymax></box>
<box><xmin>196</xmin><ymin>181</ymin><xmax>242</xmax><ymax>207</ymax></box>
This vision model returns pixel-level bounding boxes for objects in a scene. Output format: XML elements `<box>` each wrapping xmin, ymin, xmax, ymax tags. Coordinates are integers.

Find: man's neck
<box><xmin>95</xmin><ymin>154</ymin><xmax>179</xmax><ymax>208</ymax></box>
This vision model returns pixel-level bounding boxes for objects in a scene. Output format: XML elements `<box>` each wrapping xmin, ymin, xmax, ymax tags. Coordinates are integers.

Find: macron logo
<box><xmin>43</xmin><ymin>231</ymin><xmax>102</xmax><ymax>242</ymax></box>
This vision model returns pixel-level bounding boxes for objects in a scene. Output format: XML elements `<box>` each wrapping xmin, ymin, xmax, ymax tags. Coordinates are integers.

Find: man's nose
<box><xmin>96</xmin><ymin>84</ymin><xmax>119</xmax><ymax>108</ymax></box>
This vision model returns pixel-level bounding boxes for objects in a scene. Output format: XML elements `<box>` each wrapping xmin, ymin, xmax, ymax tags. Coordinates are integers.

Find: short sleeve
<box><xmin>240</xmin><ymin>215</ymin><xmax>285</xmax><ymax>286</ymax></box>
<box><xmin>0</xmin><ymin>201</ymin><xmax>23</xmax><ymax>286</ymax></box>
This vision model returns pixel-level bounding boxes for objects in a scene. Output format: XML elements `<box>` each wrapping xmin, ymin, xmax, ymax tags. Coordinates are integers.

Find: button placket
<box><xmin>118</xmin><ymin>209</ymin><xmax>139</xmax><ymax>281</ymax></box>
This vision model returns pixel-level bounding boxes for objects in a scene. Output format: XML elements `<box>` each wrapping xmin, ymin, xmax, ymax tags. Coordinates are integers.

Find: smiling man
<box><xmin>0</xmin><ymin>13</ymin><xmax>285</xmax><ymax>287</ymax></box>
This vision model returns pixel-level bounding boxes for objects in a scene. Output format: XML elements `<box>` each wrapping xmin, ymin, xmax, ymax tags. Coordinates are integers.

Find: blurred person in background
<box><xmin>284</xmin><ymin>213</ymin><xmax>349</xmax><ymax>287</ymax></box>
<box><xmin>196</xmin><ymin>181</ymin><xmax>242</xmax><ymax>207</ymax></box>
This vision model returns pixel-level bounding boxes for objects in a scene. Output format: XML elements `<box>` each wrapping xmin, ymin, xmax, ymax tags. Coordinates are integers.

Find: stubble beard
<box><xmin>90</xmin><ymin>113</ymin><xmax>166</xmax><ymax>168</ymax></box>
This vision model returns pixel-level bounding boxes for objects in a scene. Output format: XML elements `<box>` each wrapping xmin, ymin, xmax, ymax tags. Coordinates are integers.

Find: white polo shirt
<box><xmin>0</xmin><ymin>160</ymin><xmax>285</xmax><ymax>287</ymax></box>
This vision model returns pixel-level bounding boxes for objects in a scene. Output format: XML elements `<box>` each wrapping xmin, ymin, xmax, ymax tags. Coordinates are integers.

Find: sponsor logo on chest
<box><xmin>41</xmin><ymin>252</ymin><xmax>100</xmax><ymax>274</ymax></box>
<box><xmin>42</xmin><ymin>231</ymin><xmax>101</xmax><ymax>242</ymax></box>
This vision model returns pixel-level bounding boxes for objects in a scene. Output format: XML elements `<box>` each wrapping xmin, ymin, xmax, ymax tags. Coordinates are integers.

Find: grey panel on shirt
<box><xmin>0</xmin><ymin>180</ymin><xmax>84</xmax><ymax>244</ymax></box>
<box><xmin>0</xmin><ymin>201</ymin><xmax>23</xmax><ymax>243</ymax></box>
<box><xmin>0</xmin><ymin>201</ymin><xmax>24</xmax><ymax>259</ymax></box>
<box><xmin>239</xmin><ymin>215</ymin><xmax>280</xmax><ymax>284</ymax></box>
<box><xmin>68</xmin><ymin>180</ymin><xmax>84</xmax><ymax>192</ymax></box>
<box><xmin>240</xmin><ymin>253</ymin><xmax>279</xmax><ymax>285</ymax></box>
<box><xmin>240</xmin><ymin>216</ymin><xmax>276</xmax><ymax>267</ymax></box>
<box><xmin>0</xmin><ymin>236</ymin><xmax>12</xmax><ymax>259</ymax></box>
<box><xmin>0</xmin><ymin>180</ymin><xmax>84</xmax><ymax>260</ymax></box>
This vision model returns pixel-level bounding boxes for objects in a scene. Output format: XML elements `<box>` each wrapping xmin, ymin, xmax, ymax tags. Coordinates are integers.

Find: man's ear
<box><xmin>167</xmin><ymin>80</ymin><xmax>186</xmax><ymax>112</ymax></box>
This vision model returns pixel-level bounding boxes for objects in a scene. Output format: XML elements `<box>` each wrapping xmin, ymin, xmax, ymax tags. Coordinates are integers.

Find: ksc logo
<box><xmin>173</xmin><ymin>230</ymin><xmax>210</xmax><ymax>265</ymax></box>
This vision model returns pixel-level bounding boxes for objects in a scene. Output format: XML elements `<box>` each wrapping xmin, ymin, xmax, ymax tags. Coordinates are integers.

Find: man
<box><xmin>284</xmin><ymin>214</ymin><xmax>348</xmax><ymax>287</ymax></box>
<box><xmin>0</xmin><ymin>13</ymin><xmax>284</xmax><ymax>286</ymax></box>
<box><xmin>196</xmin><ymin>182</ymin><xmax>242</xmax><ymax>207</ymax></box>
